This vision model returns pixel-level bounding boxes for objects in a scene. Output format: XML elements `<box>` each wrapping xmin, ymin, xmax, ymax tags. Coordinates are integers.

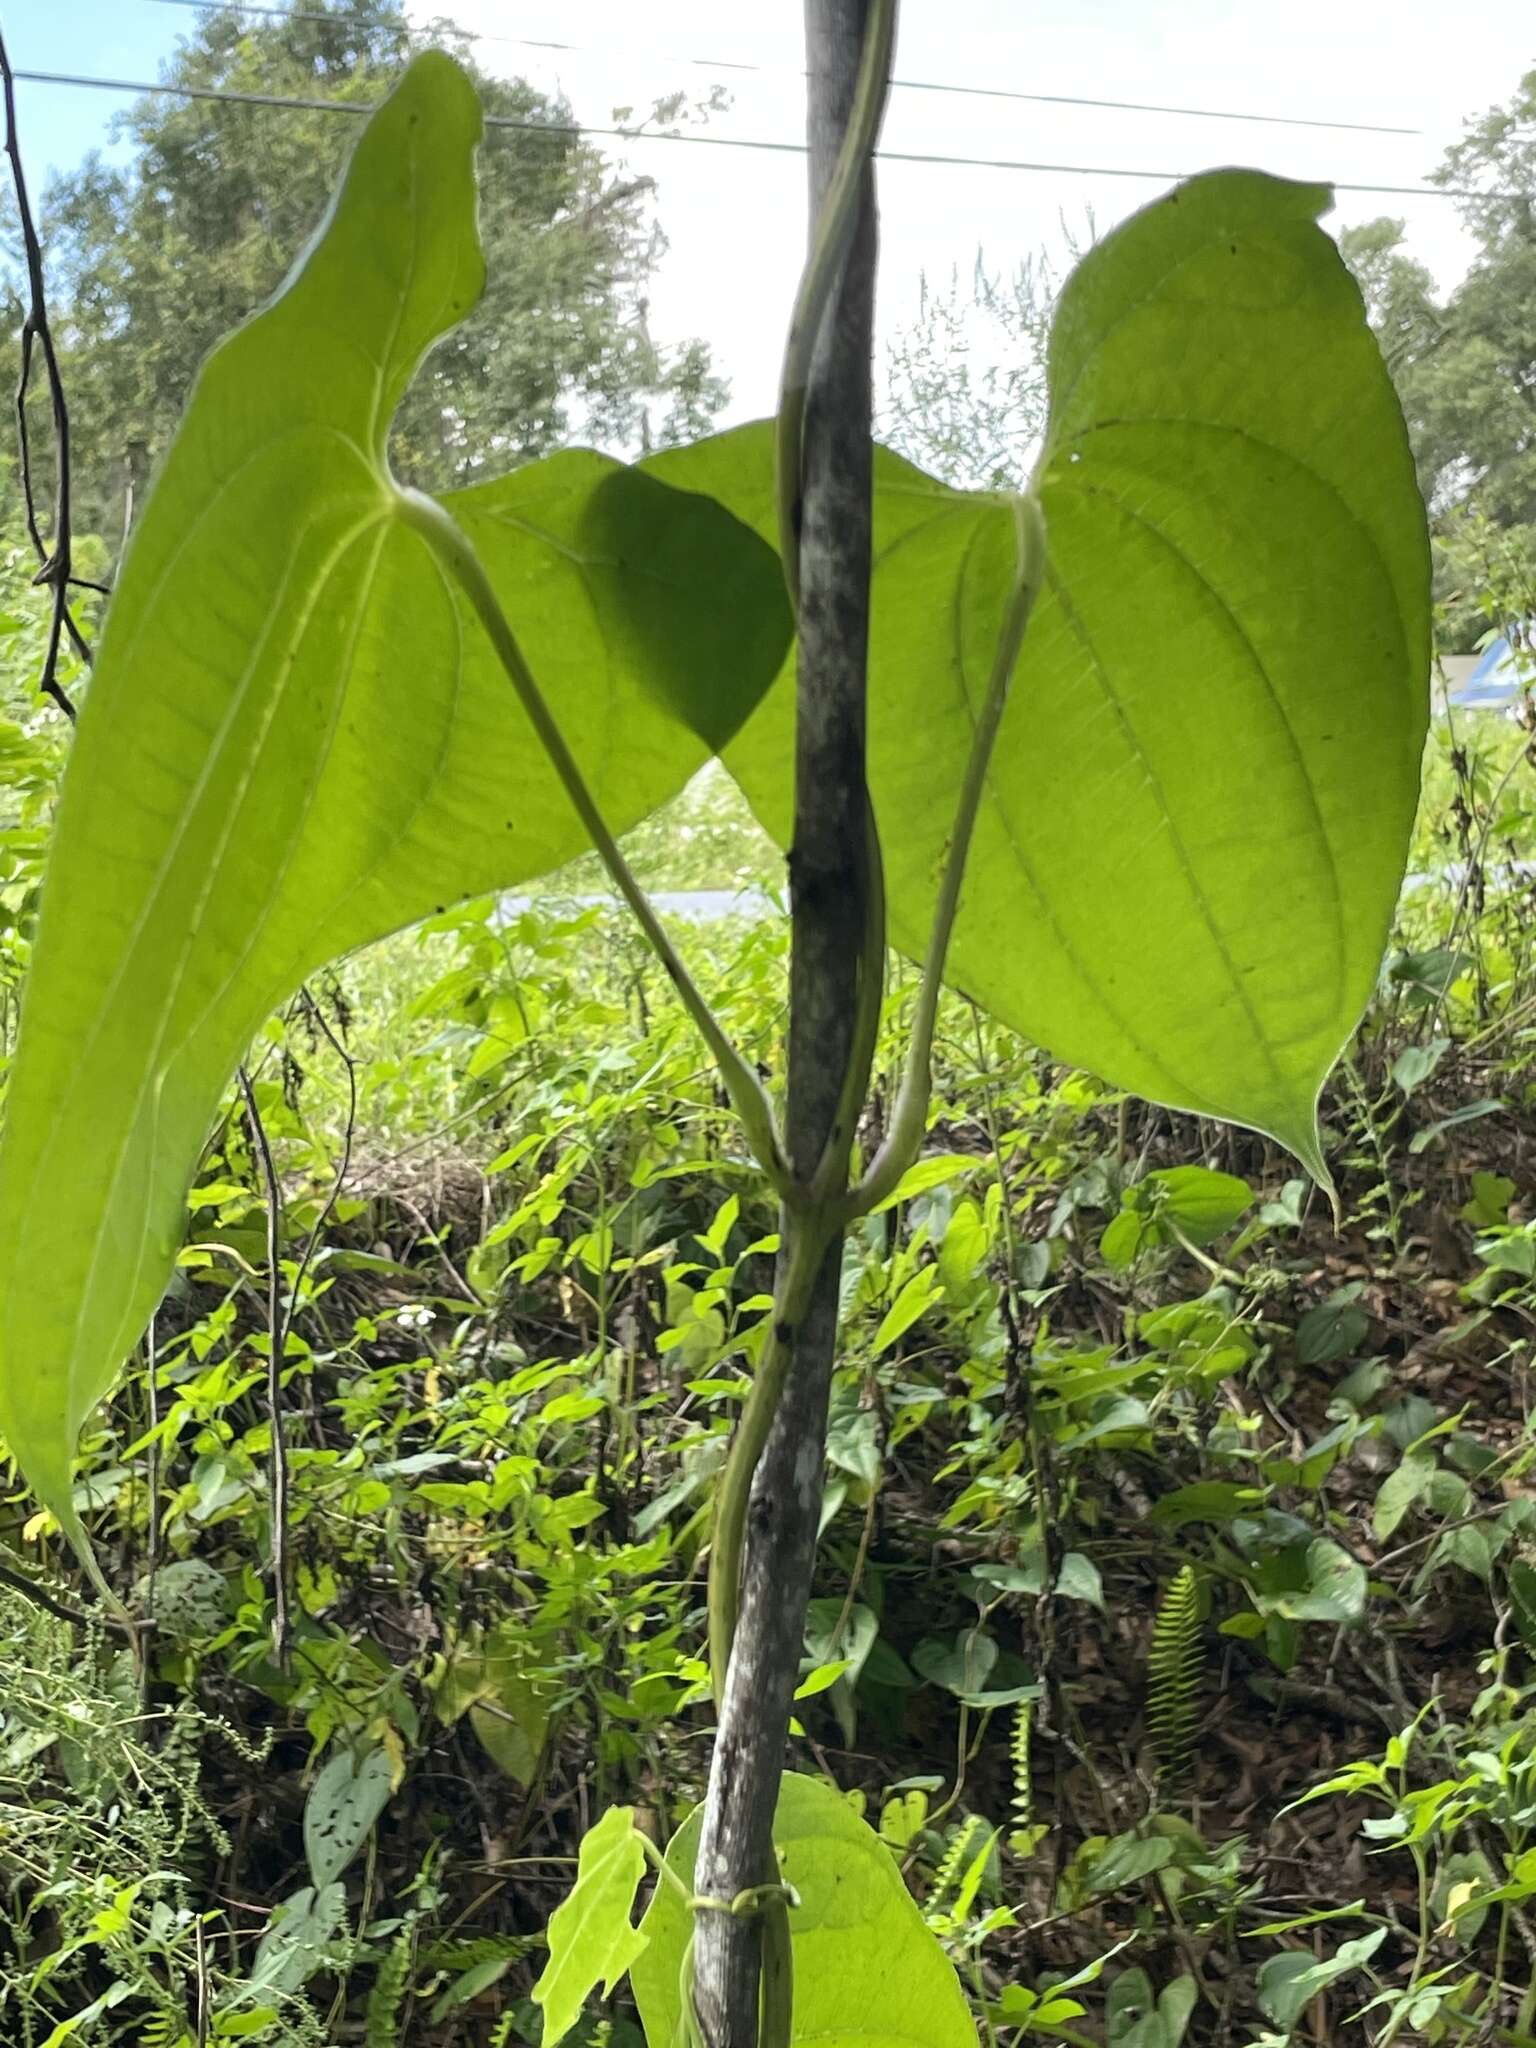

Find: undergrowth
<box><xmin>5</xmin><ymin>523</ymin><xmax>1536</xmax><ymax>2043</ymax></box>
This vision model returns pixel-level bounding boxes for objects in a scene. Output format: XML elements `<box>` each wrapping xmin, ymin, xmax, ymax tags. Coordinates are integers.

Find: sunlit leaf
<box><xmin>651</xmin><ymin>170</ymin><xmax>1428</xmax><ymax>1183</ymax></box>
<box><xmin>0</xmin><ymin>54</ymin><xmax>788</xmax><ymax>1547</ymax></box>
<box><xmin>532</xmin><ymin>1805</ymin><xmax>649</xmax><ymax>2048</ymax></box>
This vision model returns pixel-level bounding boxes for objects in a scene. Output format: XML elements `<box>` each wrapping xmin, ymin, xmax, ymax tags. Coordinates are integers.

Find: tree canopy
<box><xmin>1341</xmin><ymin>66</ymin><xmax>1536</xmax><ymax>640</ymax></box>
<box><xmin>31</xmin><ymin>0</ymin><xmax>724</xmax><ymax>534</ymax></box>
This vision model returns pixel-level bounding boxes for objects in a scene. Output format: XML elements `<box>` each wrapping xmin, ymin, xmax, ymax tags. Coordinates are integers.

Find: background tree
<box><xmin>27</xmin><ymin>0</ymin><xmax>725</xmax><ymax>533</ymax></box>
<box><xmin>879</xmin><ymin>245</ymin><xmax>1068</xmax><ymax>491</ymax></box>
<box><xmin>1340</xmin><ymin>66</ymin><xmax>1536</xmax><ymax>642</ymax></box>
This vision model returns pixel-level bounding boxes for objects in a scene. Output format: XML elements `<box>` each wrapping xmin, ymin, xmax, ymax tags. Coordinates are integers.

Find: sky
<box><xmin>4</xmin><ymin>0</ymin><xmax>1534</xmax><ymax>429</ymax></box>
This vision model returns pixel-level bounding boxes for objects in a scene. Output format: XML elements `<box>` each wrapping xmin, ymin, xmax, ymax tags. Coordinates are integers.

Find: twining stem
<box><xmin>808</xmin><ymin>796</ymin><xmax>886</xmax><ymax>1204</ymax></box>
<box><xmin>779</xmin><ymin>0</ymin><xmax>896</xmax><ymax>1210</ymax></box>
<box><xmin>690</xmin><ymin>4</ymin><xmax>895</xmax><ymax>2036</ymax></box>
<box><xmin>706</xmin><ymin>1210</ymin><xmax>837</xmax><ymax>1705</ymax></box>
<box><xmin>397</xmin><ymin>488</ymin><xmax>792</xmax><ymax>1201</ymax></box>
<box><xmin>775</xmin><ymin>0</ymin><xmax>900</xmax><ymax>608</ymax></box>
<box><xmin>701</xmin><ymin>0</ymin><xmax>900</xmax><ymax>1733</ymax></box>
<box><xmin>849</xmin><ymin>489</ymin><xmax>1047</xmax><ymax>1220</ymax></box>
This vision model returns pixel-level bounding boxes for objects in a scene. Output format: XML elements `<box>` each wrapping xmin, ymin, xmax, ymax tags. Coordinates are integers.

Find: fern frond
<box><xmin>365</xmin><ymin>1927</ymin><xmax>413</xmax><ymax>2048</ymax></box>
<box><xmin>139</xmin><ymin>2011</ymin><xmax>185</xmax><ymax>2048</ymax></box>
<box><xmin>1010</xmin><ymin>1701</ymin><xmax>1033</xmax><ymax>1828</ymax></box>
<box><xmin>418</xmin><ymin>1931</ymin><xmax>539</xmax><ymax>1973</ymax></box>
<box><xmin>1147</xmin><ymin>1565</ymin><xmax>1203</xmax><ymax>1789</ymax></box>
<box><xmin>929</xmin><ymin>1813</ymin><xmax>984</xmax><ymax>1911</ymax></box>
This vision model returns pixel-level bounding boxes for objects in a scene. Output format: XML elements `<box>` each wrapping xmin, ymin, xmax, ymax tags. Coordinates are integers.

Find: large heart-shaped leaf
<box><xmin>0</xmin><ymin>54</ymin><xmax>788</xmax><ymax>1546</ymax></box>
<box><xmin>630</xmin><ymin>1772</ymin><xmax>977</xmax><ymax>2047</ymax></box>
<box><xmin>651</xmin><ymin>170</ymin><xmax>1429</xmax><ymax>1179</ymax></box>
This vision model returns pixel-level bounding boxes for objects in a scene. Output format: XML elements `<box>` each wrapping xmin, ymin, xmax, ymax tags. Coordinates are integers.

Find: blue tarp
<box><xmin>1451</xmin><ymin>631</ymin><xmax>1532</xmax><ymax>709</ymax></box>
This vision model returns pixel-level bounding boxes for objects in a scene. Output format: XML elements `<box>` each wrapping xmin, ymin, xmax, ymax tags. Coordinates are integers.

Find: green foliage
<box><xmin>1257</xmin><ymin>1929</ymin><xmax>1387</xmax><ymax>2033</ymax></box>
<box><xmin>532</xmin><ymin>1805</ymin><xmax>648</xmax><ymax>2048</ymax></box>
<box><xmin>1100</xmin><ymin>1166</ymin><xmax>1253</xmax><ymax>1270</ymax></box>
<box><xmin>0</xmin><ymin>56</ymin><xmax>788</xmax><ymax>1549</ymax></box>
<box><xmin>44</xmin><ymin>0</ymin><xmax>723</xmax><ymax>532</ymax></box>
<box><xmin>1146</xmin><ymin>1566</ymin><xmax>1202</xmax><ymax>1788</ymax></box>
<box><xmin>1342</xmin><ymin>66</ymin><xmax>1536</xmax><ymax>637</ymax></box>
<box><xmin>1</xmin><ymin>31</ymin><xmax>1495</xmax><ymax>2048</ymax></box>
<box><xmin>303</xmin><ymin>1744</ymin><xmax>392</xmax><ymax>1889</ymax></box>
<box><xmin>630</xmin><ymin>1774</ymin><xmax>978</xmax><ymax>2048</ymax></box>
<box><xmin>658</xmin><ymin>171</ymin><xmax>1430</xmax><ymax>1178</ymax></box>
<box><xmin>881</xmin><ymin>248</ymin><xmax>1063</xmax><ymax>491</ymax></box>
<box><xmin>1106</xmin><ymin>1968</ymin><xmax>1196</xmax><ymax>2048</ymax></box>
<box><xmin>0</xmin><ymin>1591</ymin><xmax>312</xmax><ymax>2046</ymax></box>
<box><xmin>362</xmin><ymin>1929</ymin><xmax>412</xmax><ymax>2048</ymax></box>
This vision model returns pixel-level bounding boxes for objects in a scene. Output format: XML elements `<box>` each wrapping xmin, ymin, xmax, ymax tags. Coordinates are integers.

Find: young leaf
<box><xmin>630</xmin><ymin>1773</ymin><xmax>978</xmax><ymax>2048</ymax></box>
<box><xmin>1256</xmin><ymin>1928</ymin><xmax>1387</xmax><ymax>2030</ymax></box>
<box><xmin>0</xmin><ymin>54</ymin><xmax>789</xmax><ymax>1548</ymax></box>
<box><xmin>1147</xmin><ymin>1167</ymin><xmax>1253</xmax><ymax>1245</ymax></box>
<box><xmin>653</xmin><ymin>169</ymin><xmax>1429</xmax><ymax>1182</ymax></box>
<box><xmin>532</xmin><ymin>1805</ymin><xmax>649</xmax><ymax>2048</ymax></box>
<box><xmin>1108</xmin><ymin>1968</ymin><xmax>1198</xmax><ymax>2048</ymax></box>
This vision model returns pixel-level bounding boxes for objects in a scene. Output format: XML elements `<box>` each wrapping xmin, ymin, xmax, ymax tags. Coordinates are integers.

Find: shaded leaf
<box><xmin>1279</xmin><ymin>1541</ymin><xmax>1367</xmax><ymax>1624</ymax></box>
<box><xmin>1409</xmin><ymin>1099</ymin><xmax>1505</xmax><ymax>1154</ymax></box>
<box><xmin>304</xmin><ymin>1746</ymin><xmax>392</xmax><ymax>1890</ymax></box>
<box><xmin>1088</xmin><ymin>1834</ymin><xmax>1175</xmax><ymax>1891</ymax></box>
<box><xmin>1295</xmin><ymin>1291</ymin><xmax>1370</xmax><ymax>1366</ymax></box>
<box><xmin>1510</xmin><ymin>1559</ymin><xmax>1536</xmax><ymax>1651</ymax></box>
<box><xmin>1257</xmin><ymin>1928</ymin><xmax>1386</xmax><ymax>2029</ymax></box>
<box><xmin>1055</xmin><ymin>1551</ymin><xmax>1105</xmax><ymax>1607</ymax></box>
<box><xmin>1108</xmin><ymin>1968</ymin><xmax>1198</xmax><ymax>2048</ymax></box>
<box><xmin>631</xmin><ymin>1774</ymin><xmax>977</xmax><ymax>2048</ymax></box>
<box><xmin>1392</xmin><ymin>1037</ymin><xmax>1451</xmax><ymax>1096</ymax></box>
<box><xmin>1372</xmin><ymin>1451</ymin><xmax>1435</xmax><ymax>1542</ymax></box>
<box><xmin>1146</xmin><ymin>1167</ymin><xmax>1253</xmax><ymax>1244</ymax></box>
<box><xmin>246</xmin><ymin>1884</ymin><xmax>348</xmax><ymax>2000</ymax></box>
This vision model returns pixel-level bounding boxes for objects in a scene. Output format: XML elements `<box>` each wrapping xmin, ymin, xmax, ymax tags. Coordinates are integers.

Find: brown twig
<box><xmin>1</xmin><ymin>31</ymin><xmax>91</xmax><ymax>719</ymax></box>
<box><xmin>236</xmin><ymin>1065</ymin><xmax>291</xmax><ymax>1666</ymax></box>
<box><xmin>289</xmin><ymin>987</ymin><xmax>360</xmax><ymax>1317</ymax></box>
<box><xmin>0</xmin><ymin>1553</ymin><xmax>139</xmax><ymax>1638</ymax></box>
<box><xmin>0</xmin><ymin>1555</ymin><xmax>96</xmax><ymax>1628</ymax></box>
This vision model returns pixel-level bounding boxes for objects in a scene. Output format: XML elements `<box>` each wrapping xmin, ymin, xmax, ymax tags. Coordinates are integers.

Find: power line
<box><xmin>141</xmin><ymin>0</ymin><xmax>1425</xmax><ymax>140</ymax></box>
<box><xmin>12</xmin><ymin>64</ymin><xmax>1497</xmax><ymax>203</ymax></box>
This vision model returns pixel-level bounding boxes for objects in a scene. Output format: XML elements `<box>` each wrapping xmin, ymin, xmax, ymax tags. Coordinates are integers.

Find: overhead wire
<box><xmin>8</xmin><ymin>66</ymin><xmax>1505</xmax><ymax>203</ymax></box>
<box><xmin>138</xmin><ymin>0</ymin><xmax>1426</xmax><ymax>138</ymax></box>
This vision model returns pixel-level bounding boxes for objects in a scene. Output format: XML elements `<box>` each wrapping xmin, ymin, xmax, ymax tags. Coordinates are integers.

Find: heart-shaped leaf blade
<box><xmin>0</xmin><ymin>54</ymin><xmax>788</xmax><ymax>1546</ymax></box>
<box><xmin>631</xmin><ymin>1772</ymin><xmax>978</xmax><ymax>2047</ymax></box>
<box><xmin>651</xmin><ymin>169</ymin><xmax>1429</xmax><ymax>1181</ymax></box>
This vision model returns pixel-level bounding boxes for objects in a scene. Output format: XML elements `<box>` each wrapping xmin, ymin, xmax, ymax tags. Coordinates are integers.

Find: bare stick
<box><xmin>689</xmin><ymin>5</ymin><xmax>887</xmax><ymax>2040</ymax></box>
<box><xmin>1</xmin><ymin>32</ymin><xmax>92</xmax><ymax>720</ymax></box>
<box><xmin>236</xmin><ymin>1066</ymin><xmax>290</xmax><ymax>1665</ymax></box>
